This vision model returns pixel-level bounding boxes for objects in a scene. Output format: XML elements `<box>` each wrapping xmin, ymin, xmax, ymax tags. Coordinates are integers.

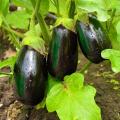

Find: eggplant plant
<box><xmin>0</xmin><ymin>0</ymin><xmax>120</xmax><ymax>120</ymax></box>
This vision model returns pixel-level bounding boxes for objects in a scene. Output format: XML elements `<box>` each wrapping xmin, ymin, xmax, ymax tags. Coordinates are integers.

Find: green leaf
<box><xmin>46</xmin><ymin>73</ymin><xmax>101</xmax><ymax>120</ymax></box>
<box><xmin>12</xmin><ymin>0</ymin><xmax>49</xmax><ymax>16</ymax></box>
<box><xmin>101</xmin><ymin>49</ymin><xmax>120</xmax><ymax>73</ymax></box>
<box><xmin>0</xmin><ymin>0</ymin><xmax>9</xmax><ymax>16</ymax></box>
<box><xmin>11</xmin><ymin>0</ymin><xmax>32</xmax><ymax>10</ymax></box>
<box><xmin>110</xmin><ymin>0</ymin><xmax>120</xmax><ymax>10</ymax></box>
<box><xmin>75</xmin><ymin>10</ymin><xmax>88</xmax><ymax>23</ymax></box>
<box><xmin>108</xmin><ymin>23</ymin><xmax>118</xmax><ymax>49</ymax></box>
<box><xmin>47</xmin><ymin>74</ymin><xmax>61</xmax><ymax>93</ymax></box>
<box><xmin>36</xmin><ymin>74</ymin><xmax>60</xmax><ymax>110</ymax></box>
<box><xmin>22</xmin><ymin>25</ymin><xmax>46</xmax><ymax>55</ymax></box>
<box><xmin>0</xmin><ymin>56</ymin><xmax>16</xmax><ymax>69</ymax></box>
<box><xmin>113</xmin><ymin>9</ymin><xmax>120</xmax><ymax>25</ymax></box>
<box><xmin>76</xmin><ymin>0</ymin><xmax>110</xmax><ymax>21</ymax></box>
<box><xmin>55</xmin><ymin>17</ymin><xmax>75</xmax><ymax>31</ymax></box>
<box><xmin>49</xmin><ymin>0</ymin><xmax>69</xmax><ymax>17</ymax></box>
<box><xmin>6</xmin><ymin>10</ymin><xmax>30</xmax><ymax>29</ymax></box>
<box><xmin>39</xmin><ymin>0</ymin><xmax>49</xmax><ymax>16</ymax></box>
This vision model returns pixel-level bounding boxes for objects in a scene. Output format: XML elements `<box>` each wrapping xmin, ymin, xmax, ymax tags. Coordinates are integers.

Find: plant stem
<box><xmin>30</xmin><ymin>0</ymin><xmax>50</xmax><ymax>44</ymax></box>
<box><xmin>108</xmin><ymin>8</ymin><xmax>116</xmax><ymax>31</ymax></box>
<box><xmin>68</xmin><ymin>0</ymin><xmax>75</xmax><ymax>19</ymax></box>
<box><xmin>34</xmin><ymin>0</ymin><xmax>41</xmax><ymax>14</ymax></box>
<box><xmin>55</xmin><ymin>0</ymin><xmax>60</xmax><ymax>16</ymax></box>
<box><xmin>0</xmin><ymin>72</ymin><xmax>13</xmax><ymax>76</ymax></box>
<box><xmin>30</xmin><ymin>0</ymin><xmax>35</xmax><ymax>7</ymax></box>
<box><xmin>79</xmin><ymin>61</ymin><xmax>92</xmax><ymax>73</ymax></box>
<box><xmin>2</xmin><ymin>15</ymin><xmax>21</xmax><ymax>49</ymax></box>
<box><xmin>106</xmin><ymin>21</ymin><xmax>109</xmax><ymax>32</ymax></box>
<box><xmin>30</xmin><ymin>0</ymin><xmax>41</xmax><ymax>28</ymax></box>
<box><xmin>2</xmin><ymin>25</ymin><xmax>24</xmax><ymax>38</ymax></box>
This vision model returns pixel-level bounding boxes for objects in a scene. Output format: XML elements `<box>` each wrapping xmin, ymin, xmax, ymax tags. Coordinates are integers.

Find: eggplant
<box><xmin>47</xmin><ymin>25</ymin><xmax>78</xmax><ymax>80</ymax></box>
<box><xmin>14</xmin><ymin>45</ymin><xmax>47</xmax><ymax>106</ymax></box>
<box><xmin>9</xmin><ymin>4</ymin><xmax>17</xmax><ymax>12</ymax></box>
<box><xmin>76</xmin><ymin>16</ymin><xmax>111</xmax><ymax>64</ymax></box>
<box><xmin>44</xmin><ymin>13</ymin><xmax>57</xmax><ymax>25</ymax></box>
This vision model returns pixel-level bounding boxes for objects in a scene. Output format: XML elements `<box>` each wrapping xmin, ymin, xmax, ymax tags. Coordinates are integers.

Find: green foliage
<box><xmin>75</xmin><ymin>0</ymin><xmax>120</xmax><ymax>22</ymax></box>
<box><xmin>22</xmin><ymin>24</ymin><xmax>46</xmax><ymax>55</ymax></box>
<box><xmin>74</xmin><ymin>10</ymin><xmax>88</xmax><ymax>23</ymax></box>
<box><xmin>35</xmin><ymin>74</ymin><xmax>60</xmax><ymax>110</ymax></box>
<box><xmin>75</xmin><ymin>0</ymin><xmax>109</xmax><ymax>21</ymax></box>
<box><xmin>113</xmin><ymin>10</ymin><xmax>120</xmax><ymax>26</ymax></box>
<box><xmin>0</xmin><ymin>0</ymin><xmax>9</xmax><ymax>16</ymax></box>
<box><xmin>6</xmin><ymin>10</ymin><xmax>30</xmax><ymax>29</ymax></box>
<box><xmin>38</xmin><ymin>0</ymin><xmax>49</xmax><ymax>16</ymax></box>
<box><xmin>0</xmin><ymin>0</ymin><xmax>9</xmax><ymax>26</ymax></box>
<box><xmin>0</xmin><ymin>0</ymin><xmax>120</xmax><ymax>119</ymax></box>
<box><xmin>11</xmin><ymin>0</ymin><xmax>32</xmax><ymax>10</ymax></box>
<box><xmin>0</xmin><ymin>56</ymin><xmax>16</xmax><ymax>70</ymax></box>
<box><xmin>46</xmin><ymin>74</ymin><xmax>60</xmax><ymax>93</ymax></box>
<box><xmin>55</xmin><ymin>17</ymin><xmax>75</xmax><ymax>31</ymax></box>
<box><xmin>102</xmin><ymin>20</ymin><xmax>120</xmax><ymax>73</ymax></box>
<box><xmin>46</xmin><ymin>73</ymin><xmax>101</xmax><ymax>120</ymax></box>
<box><xmin>0</xmin><ymin>72</ymin><xmax>13</xmax><ymax>78</ymax></box>
<box><xmin>108</xmin><ymin>23</ymin><xmax>118</xmax><ymax>49</ymax></box>
<box><xmin>49</xmin><ymin>0</ymin><xmax>67</xmax><ymax>17</ymax></box>
<box><xmin>12</xmin><ymin>0</ymin><xmax>49</xmax><ymax>16</ymax></box>
<box><xmin>102</xmin><ymin>49</ymin><xmax>120</xmax><ymax>73</ymax></box>
<box><xmin>0</xmin><ymin>56</ymin><xmax>16</xmax><ymax>78</ymax></box>
<box><xmin>0</xmin><ymin>74</ymin><xmax>9</xmax><ymax>78</ymax></box>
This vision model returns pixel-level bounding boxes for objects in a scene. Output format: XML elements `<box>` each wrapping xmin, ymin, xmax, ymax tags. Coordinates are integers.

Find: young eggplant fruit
<box><xmin>14</xmin><ymin>45</ymin><xmax>47</xmax><ymax>106</ymax></box>
<box><xmin>47</xmin><ymin>25</ymin><xmax>78</xmax><ymax>80</ymax></box>
<box><xmin>44</xmin><ymin>12</ymin><xmax>57</xmax><ymax>25</ymax></box>
<box><xmin>76</xmin><ymin>16</ymin><xmax>111</xmax><ymax>64</ymax></box>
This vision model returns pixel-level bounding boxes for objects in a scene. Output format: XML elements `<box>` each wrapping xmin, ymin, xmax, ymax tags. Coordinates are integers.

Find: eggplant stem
<box><xmin>2</xmin><ymin>25</ymin><xmax>24</xmax><ymax>38</ymax></box>
<box><xmin>79</xmin><ymin>61</ymin><xmax>92</xmax><ymax>73</ymax></box>
<box><xmin>30</xmin><ymin>0</ymin><xmax>50</xmax><ymax>45</ymax></box>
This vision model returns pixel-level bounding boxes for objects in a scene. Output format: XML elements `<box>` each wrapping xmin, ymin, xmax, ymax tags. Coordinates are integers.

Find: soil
<box><xmin>0</xmin><ymin>37</ymin><xmax>120</xmax><ymax>120</ymax></box>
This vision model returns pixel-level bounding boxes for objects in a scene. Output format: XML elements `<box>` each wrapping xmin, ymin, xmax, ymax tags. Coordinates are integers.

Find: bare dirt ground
<box><xmin>0</xmin><ymin>37</ymin><xmax>120</xmax><ymax>120</ymax></box>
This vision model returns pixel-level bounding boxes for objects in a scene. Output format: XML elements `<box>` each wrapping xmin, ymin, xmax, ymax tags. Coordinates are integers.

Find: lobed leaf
<box><xmin>46</xmin><ymin>72</ymin><xmax>101</xmax><ymax>120</ymax></box>
<box><xmin>102</xmin><ymin>49</ymin><xmax>120</xmax><ymax>73</ymax></box>
<box><xmin>6</xmin><ymin>10</ymin><xmax>30</xmax><ymax>29</ymax></box>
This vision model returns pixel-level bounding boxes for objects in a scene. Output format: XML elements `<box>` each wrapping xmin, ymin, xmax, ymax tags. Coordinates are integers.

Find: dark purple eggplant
<box><xmin>47</xmin><ymin>25</ymin><xmax>78</xmax><ymax>80</ymax></box>
<box><xmin>14</xmin><ymin>45</ymin><xmax>47</xmax><ymax>106</ymax></box>
<box><xmin>76</xmin><ymin>16</ymin><xmax>111</xmax><ymax>64</ymax></box>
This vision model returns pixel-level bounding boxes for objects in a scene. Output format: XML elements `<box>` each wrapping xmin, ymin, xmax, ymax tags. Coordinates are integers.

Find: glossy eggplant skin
<box><xmin>76</xmin><ymin>17</ymin><xmax>111</xmax><ymax>64</ymax></box>
<box><xmin>14</xmin><ymin>45</ymin><xmax>47</xmax><ymax>106</ymax></box>
<box><xmin>47</xmin><ymin>25</ymin><xmax>78</xmax><ymax>80</ymax></box>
